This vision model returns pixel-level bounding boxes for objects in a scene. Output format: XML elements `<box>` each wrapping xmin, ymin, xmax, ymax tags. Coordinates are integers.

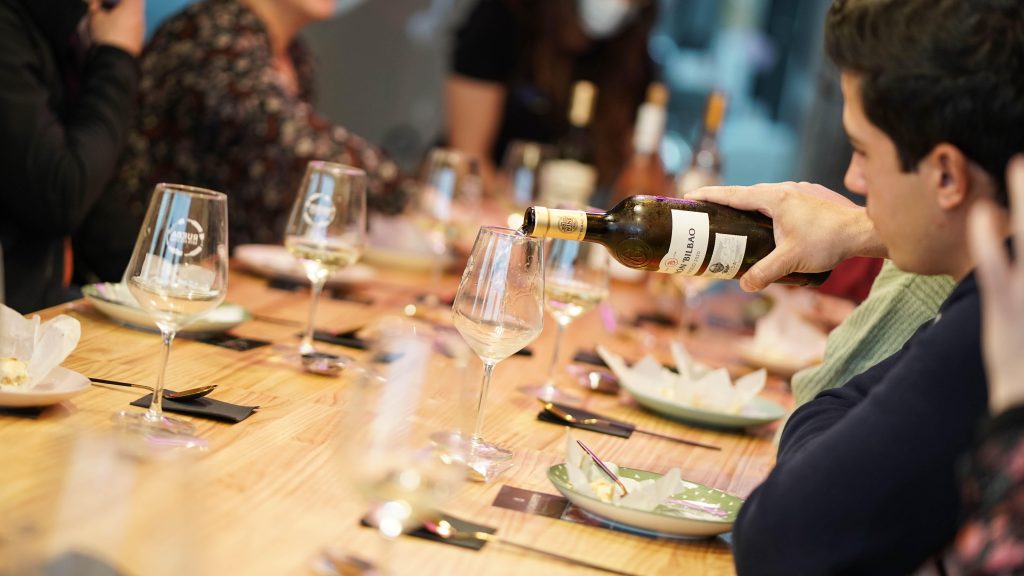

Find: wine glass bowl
<box><xmin>115</xmin><ymin>183</ymin><xmax>228</xmax><ymax>446</ymax></box>
<box><xmin>519</xmin><ymin>239</ymin><xmax>610</xmax><ymax>403</ymax></box>
<box><xmin>409</xmin><ymin>148</ymin><xmax>482</xmax><ymax>309</ymax></box>
<box><xmin>451</xmin><ymin>227</ymin><xmax>544</xmax><ymax>480</ymax></box>
<box><xmin>499</xmin><ymin>140</ymin><xmax>553</xmax><ymax>229</ymax></box>
<box><xmin>285</xmin><ymin>161</ymin><xmax>367</xmax><ymax>358</ymax></box>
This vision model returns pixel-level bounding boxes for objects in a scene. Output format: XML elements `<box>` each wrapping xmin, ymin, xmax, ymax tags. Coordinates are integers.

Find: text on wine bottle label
<box><xmin>702</xmin><ymin>233</ymin><xmax>746</xmax><ymax>279</ymax></box>
<box><xmin>658</xmin><ymin>210</ymin><xmax>710</xmax><ymax>275</ymax></box>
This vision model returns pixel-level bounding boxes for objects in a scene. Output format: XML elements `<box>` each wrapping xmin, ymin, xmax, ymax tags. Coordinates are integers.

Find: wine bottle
<box><xmin>611</xmin><ymin>82</ymin><xmax>670</xmax><ymax>204</ymax></box>
<box><xmin>676</xmin><ymin>90</ymin><xmax>727</xmax><ymax>194</ymax></box>
<box><xmin>521</xmin><ymin>195</ymin><xmax>830</xmax><ymax>287</ymax></box>
<box><xmin>558</xmin><ymin>80</ymin><xmax>597</xmax><ymax>164</ymax></box>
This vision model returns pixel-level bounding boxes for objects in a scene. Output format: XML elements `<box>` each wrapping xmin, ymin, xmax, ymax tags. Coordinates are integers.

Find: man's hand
<box><xmin>968</xmin><ymin>155</ymin><xmax>1024</xmax><ymax>414</ymax></box>
<box><xmin>89</xmin><ymin>0</ymin><xmax>145</xmax><ymax>57</ymax></box>
<box><xmin>685</xmin><ymin>182</ymin><xmax>885</xmax><ymax>292</ymax></box>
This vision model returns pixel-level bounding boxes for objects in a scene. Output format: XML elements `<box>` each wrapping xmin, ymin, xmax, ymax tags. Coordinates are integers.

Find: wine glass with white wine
<box><xmin>451</xmin><ymin>227</ymin><xmax>544</xmax><ymax>481</ymax></box>
<box><xmin>519</xmin><ymin>239</ymin><xmax>609</xmax><ymax>403</ymax></box>
<box><xmin>284</xmin><ymin>161</ymin><xmax>367</xmax><ymax>364</ymax></box>
<box><xmin>408</xmin><ymin>148</ymin><xmax>482</xmax><ymax>313</ymax></box>
<box><xmin>115</xmin><ymin>183</ymin><xmax>228</xmax><ymax>450</ymax></box>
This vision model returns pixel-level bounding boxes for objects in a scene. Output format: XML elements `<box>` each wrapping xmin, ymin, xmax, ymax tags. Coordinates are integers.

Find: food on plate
<box><xmin>0</xmin><ymin>357</ymin><xmax>29</xmax><ymax>388</ymax></box>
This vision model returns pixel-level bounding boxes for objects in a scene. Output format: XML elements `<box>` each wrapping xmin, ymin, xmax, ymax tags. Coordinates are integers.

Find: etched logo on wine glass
<box><xmin>165</xmin><ymin>218</ymin><xmax>205</xmax><ymax>258</ymax></box>
<box><xmin>617</xmin><ymin>239</ymin><xmax>651</xmax><ymax>268</ymax></box>
<box><xmin>303</xmin><ymin>193</ymin><xmax>337</xmax><ymax>227</ymax></box>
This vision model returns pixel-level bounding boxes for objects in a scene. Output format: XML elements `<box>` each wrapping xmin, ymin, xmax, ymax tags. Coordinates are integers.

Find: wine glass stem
<box><xmin>544</xmin><ymin>320</ymin><xmax>569</xmax><ymax>389</ymax></box>
<box><xmin>301</xmin><ymin>278</ymin><xmax>326</xmax><ymax>354</ymax></box>
<box><xmin>471</xmin><ymin>362</ymin><xmax>496</xmax><ymax>443</ymax></box>
<box><xmin>146</xmin><ymin>329</ymin><xmax>176</xmax><ymax>422</ymax></box>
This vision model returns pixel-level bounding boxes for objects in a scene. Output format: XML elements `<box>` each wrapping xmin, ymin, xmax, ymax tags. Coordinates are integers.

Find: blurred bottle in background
<box><xmin>611</xmin><ymin>82</ymin><xmax>670</xmax><ymax>205</ymax></box>
<box><xmin>676</xmin><ymin>90</ymin><xmax>728</xmax><ymax>194</ymax></box>
<box><xmin>557</xmin><ymin>80</ymin><xmax>598</xmax><ymax>166</ymax></box>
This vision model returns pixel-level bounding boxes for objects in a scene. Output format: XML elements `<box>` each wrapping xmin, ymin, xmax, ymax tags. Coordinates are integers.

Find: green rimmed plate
<box><xmin>547</xmin><ymin>464</ymin><xmax>742</xmax><ymax>537</ymax></box>
<box><xmin>620</xmin><ymin>379</ymin><xmax>787</xmax><ymax>430</ymax></box>
<box><xmin>83</xmin><ymin>283</ymin><xmax>250</xmax><ymax>336</ymax></box>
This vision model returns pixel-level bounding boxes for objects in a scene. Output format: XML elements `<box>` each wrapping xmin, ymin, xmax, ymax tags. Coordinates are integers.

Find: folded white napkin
<box><xmin>0</xmin><ymin>304</ymin><xmax>80</xmax><ymax>389</ymax></box>
<box><xmin>564</xmin><ymin>430</ymin><xmax>683</xmax><ymax>510</ymax></box>
<box><xmin>598</xmin><ymin>343</ymin><xmax>766</xmax><ymax>414</ymax></box>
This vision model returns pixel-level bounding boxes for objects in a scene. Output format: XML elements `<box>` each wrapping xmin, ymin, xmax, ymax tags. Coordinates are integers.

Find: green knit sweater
<box><xmin>791</xmin><ymin>260</ymin><xmax>956</xmax><ymax>406</ymax></box>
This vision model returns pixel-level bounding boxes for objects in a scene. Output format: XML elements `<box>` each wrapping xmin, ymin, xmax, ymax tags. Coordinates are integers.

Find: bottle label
<box><xmin>531</xmin><ymin>207</ymin><xmax>587</xmax><ymax>241</ymax></box>
<box><xmin>702</xmin><ymin>233</ymin><xmax>746</xmax><ymax>279</ymax></box>
<box><xmin>658</xmin><ymin>210</ymin><xmax>710</xmax><ymax>275</ymax></box>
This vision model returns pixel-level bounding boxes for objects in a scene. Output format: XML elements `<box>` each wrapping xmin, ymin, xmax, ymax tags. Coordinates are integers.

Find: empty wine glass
<box><xmin>451</xmin><ymin>227</ymin><xmax>544</xmax><ymax>481</ymax></box>
<box><xmin>499</xmin><ymin>140</ymin><xmax>553</xmax><ymax>229</ymax></box>
<box><xmin>520</xmin><ymin>239</ymin><xmax>609</xmax><ymax>403</ymax></box>
<box><xmin>115</xmin><ymin>184</ymin><xmax>228</xmax><ymax>448</ymax></box>
<box><xmin>318</xmin><ymin>317</ymin><xmax>467</xmax><ymax>574</ymax></box>
<box><xmin>285</xmin><ymin>161</ymin><xmax>367</xmax><ymax>360</ymax></box>
<box><xmin>409</xmin><ymin>148</ymin><xmax>482</xmax><ymax>310</ymax></box>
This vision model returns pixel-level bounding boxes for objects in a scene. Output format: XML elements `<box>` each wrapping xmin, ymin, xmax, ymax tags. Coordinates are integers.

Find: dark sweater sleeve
<box><xmin>732</xmin><ymin>282</ymin><xmax>988</xmax><ymax>575</ymax></box>
<box><xmin>0</xmin><ymin>9</ymin><xmax>138</xmax><ymax>235</ymax></box>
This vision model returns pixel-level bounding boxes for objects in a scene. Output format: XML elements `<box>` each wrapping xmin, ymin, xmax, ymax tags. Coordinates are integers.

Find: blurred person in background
<box><xmin>108</xmin><ymin>0</ymin><xmax>410</xmax><ymax>249</ymax></box>
<box><xmin>0</xmin><ymin>0</ymin><xmax>144</xmax><ymax>313</ymax></box>
<box><xmin>954</xmin><ymin>154</ymin><xmax>1024</xmax><ymax>575</ymax></box>
<box><xmin>446</xmin><ymin>0</ymin><xmax>657</xmax><ymax>197</ymax></box>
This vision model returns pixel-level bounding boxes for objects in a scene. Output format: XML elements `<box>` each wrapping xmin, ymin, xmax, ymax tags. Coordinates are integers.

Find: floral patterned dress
<box><xmin>954</xmin><ymin>407</ymin><xmax>1024</xmax><ymax>575</ymax></box>
<box><xmin>112</xmin><ymin>0</ymin><xmax>408</xmax><ymax>247</ymax></box>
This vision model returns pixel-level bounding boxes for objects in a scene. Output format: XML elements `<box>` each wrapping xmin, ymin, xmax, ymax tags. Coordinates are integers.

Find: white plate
<box><xmin>548</xmin><ymin>464</ymin><xmax>741</xmax><ymax>537</ymax></box>
<box><xmin>0</xmin><ymin>366</ymin><xmax>90</xmax><ymax>408</ymax></box>
<box><xmin>362</xmin><ymin>245</ymin><xmax>449</xmax><ymax>273</ymax></box>
<box><xmin>735</xmin><ymin>338</ymin><xmax>820</xmax><ymax>379</ymax></box>
<box><xmin>82</xmin><ymin>283</ymin><xmax>250</xmax><ymax>336</ymax></box>
<box><xmin>620</xmin><ymin>379</ymin><xmax>787</xmax><ymax>429</ymax></box>
<box><xmin>234</xmin><ymin>244</ymin><xmax>376</xmax><ymax>285</ymax></box>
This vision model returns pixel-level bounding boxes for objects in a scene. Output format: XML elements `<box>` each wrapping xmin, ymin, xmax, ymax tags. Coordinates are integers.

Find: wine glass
<box><xmin>451</xmin><ymin>227</ymin><xmax>545</xmax><ymax>481</ymax></box>
<box><xmin>318</xmin><ymin>317</ymin><xmax>467</xmax><ymax>573</ymax></box>
<box><xmin>499</xmin><ymin>140</ymin><xmax>553</xmax><ymax>229</ymax></box>
<box><xmin>284</xmin><ymin>161</ymin><xmax>367</xmax><ymax>360</ymax></box>
<box><xmin>519</xmin><ymin>239</ymin><xmax>609</xmax><ymax>403</ymax></box>
<box><xmin>408</xmin><ymin>148</ymin><xmax>482</xmax><ymax>311</ymax></box>
<box><xmin>115</xmin><ymin>183</ymin><xmax>227</xmax><ymax>446</ymax></box>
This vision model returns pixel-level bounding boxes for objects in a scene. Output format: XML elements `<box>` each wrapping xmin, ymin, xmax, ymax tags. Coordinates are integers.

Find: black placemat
<box><xmin>360</xmin><ymin>513</ymin><xmax>495</xmax><ymax>551</ymax></box>
<box><xmin>189</xmin><ymin>332</ymin><xmax>270</xmax><ymax>351</ymax></box>
<box><xmin>536</xmin><ymin>402</ymin><xmax>634</xmax><ymax>438</ymax></box>
<box><xmin>130</xmin><ymin>393</ymin><xmax>259</xmax><ymax>423</ymax></box>
<box><xmin>313</xmin><ymin>329</ymin><xmax>369</xmax><ymax>350</ymax></box>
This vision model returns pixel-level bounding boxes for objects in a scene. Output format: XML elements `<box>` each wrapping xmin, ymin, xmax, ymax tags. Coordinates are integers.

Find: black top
<box><xmin>452</xmin><ymin>0</ymin><xmax>631</xmax><ymax>168</ymax></box>
<box><xmin>0</xmin><ymin>0</ymin><xmax>139</xmax><ymax>312</ymax></box>
<box><xmin>732</xmin><ymin>271</ymin><xmax>988</xmax><ymax>574</ymax></box>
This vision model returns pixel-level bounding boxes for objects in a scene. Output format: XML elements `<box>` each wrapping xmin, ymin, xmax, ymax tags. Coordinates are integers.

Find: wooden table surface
<box><xmin>0</xmin><ymin>263</ymin><xmax>790</xmax><ymax>576</ymax></box>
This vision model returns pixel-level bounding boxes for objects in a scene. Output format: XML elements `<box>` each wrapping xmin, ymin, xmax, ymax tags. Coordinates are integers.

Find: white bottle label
<box><xmin>658</xmin><ymin>210</ymin><xmax>710</xmax><ymax>275</ymax></box>
<box><xmin>702</xmin><ymin>233</ymin><xmax>746</xmax><ymax>279</ymax></box>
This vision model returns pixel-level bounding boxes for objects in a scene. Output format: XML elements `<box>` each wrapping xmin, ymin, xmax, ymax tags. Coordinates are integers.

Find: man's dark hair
<box><xmin>825</xmin><ymin>0</ymin><xmax>1024</xmax><ymax>205</ymax></box>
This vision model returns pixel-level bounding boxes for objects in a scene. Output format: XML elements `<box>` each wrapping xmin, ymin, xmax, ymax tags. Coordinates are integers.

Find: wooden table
<box><xmin>0</xmin><ymin>264</ymin><xmax>789</xmax><ymax>576</ymax></box>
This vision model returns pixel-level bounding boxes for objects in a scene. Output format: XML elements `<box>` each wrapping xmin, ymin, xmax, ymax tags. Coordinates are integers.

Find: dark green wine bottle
<box><xmin>521</xmin><ymin>195</ymin><xmax>831</xmax><ymax>287</ymax></box>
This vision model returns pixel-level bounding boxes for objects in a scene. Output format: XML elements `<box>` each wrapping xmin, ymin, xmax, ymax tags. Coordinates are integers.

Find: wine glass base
<box><xmin>112</xmin><ymin>411</ymin><xmax>208</xmax><ymax>456</ymax></box>
<box><xmin>428</xmin><ymin>432</ymin><xmax>513</xmax><ymax>482</ymax></box>
<box><xmin>518</xmin><ymin>384</ymin><xmax>581</xmax><ymax>405</ymax></box>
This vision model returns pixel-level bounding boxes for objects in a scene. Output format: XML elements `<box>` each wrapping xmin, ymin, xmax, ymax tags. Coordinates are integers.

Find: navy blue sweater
<box><xmin>733</xmin><ymin>272</ymin><xmax>987</xmax><ymax>575</ymax></box>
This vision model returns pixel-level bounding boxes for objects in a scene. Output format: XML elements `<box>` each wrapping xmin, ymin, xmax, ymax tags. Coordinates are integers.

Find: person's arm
<box><xmin>445</xmin><ymin>74</ymin><xmax>505</xmax><ymax>193</ymax></box>
<box><xmin>685</xmin><ymin>182</ymin><xmax>886</xmax><ymax>292</ymax></box>
<box><xmin>733</xmin><ymin>283</ymin><xmax>987</xmax><ymax>574</ymax></box>
<box><xmin>0</xmin><ymin>2</ymin><xmax>140</xmax><ymax>234</ymax></box>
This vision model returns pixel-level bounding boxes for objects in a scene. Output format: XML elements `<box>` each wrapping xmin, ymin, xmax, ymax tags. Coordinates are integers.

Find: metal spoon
<box><xmin>421</xmin><ymin>519</ymin><xmax>638</xmax><ymax>576</ymax></box>
<box><xmin>301</xmin><ymin>351</ymin><xmax>354</xmax><ymax>376</ymax></box>
<box><xmin>89</xmin><ymin>377</ymin><xmax>217</xmax><ymax>401</ymax></box>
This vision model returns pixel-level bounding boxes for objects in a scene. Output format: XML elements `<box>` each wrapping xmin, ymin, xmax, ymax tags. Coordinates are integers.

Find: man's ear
<box><xmin>924</xmin><ymin>143</ymin><xmax>970</xmax><ymax>211</ymax></box>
